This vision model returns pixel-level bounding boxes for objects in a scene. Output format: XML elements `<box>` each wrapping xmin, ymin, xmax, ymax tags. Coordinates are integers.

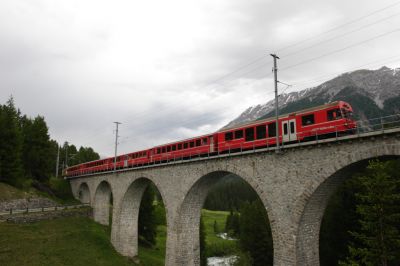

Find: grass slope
<box><xmin>0</xmin><ymin>210</ymin><xmax>236</xmax><ymax>266</ymax></box>
<box><xmin>0</xmin><ymin>217</ymin><xmax>135</xmax><ymax>266</ymax></box>
<box><xmin>0</xmin><ymin>182</ymin><xmax>37</xmax><ymax>201</ymax></box>
<box><xmin>201</xmin><ymin>209</ymin><xmax>238</xmax><ymax>257</ymax></box>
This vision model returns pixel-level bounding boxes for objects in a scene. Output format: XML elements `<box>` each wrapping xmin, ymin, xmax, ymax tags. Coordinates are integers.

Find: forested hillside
<box><xmin>0</xmin><ymin>97</ymin><xmax>99</xmax><ymax>196</ymax></box>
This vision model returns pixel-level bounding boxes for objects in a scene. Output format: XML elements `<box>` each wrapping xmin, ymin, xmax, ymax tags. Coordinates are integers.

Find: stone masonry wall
<box><xmin>69</xmin><ymin>130</ymin><xmax>400</xmax><ymax>266</ymax></box>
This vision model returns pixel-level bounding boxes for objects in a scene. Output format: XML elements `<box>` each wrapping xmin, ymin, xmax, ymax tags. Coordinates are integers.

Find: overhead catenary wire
<box><xmin>280</xmin><ymin>11</ymin><xmax>400</xmax><ymax>58</ymax></box>
<box><xmin>281</xmin><ymin>28</ymin><xmax>400</xmax><ymax>71</ymax></box>
<box><xmin>71</xmin><ymin>3</ymin><xmax>400</xmax><ymax>147</ymax></box>
<box><xmin>68</xmin><ymin>2</ymin><xmax>400</xmax><ymax>155</ymax></box>
<box><xmin>277</xmin><ymin>0</ymin><xmax>400</xmax><ymax>53</ymax></box>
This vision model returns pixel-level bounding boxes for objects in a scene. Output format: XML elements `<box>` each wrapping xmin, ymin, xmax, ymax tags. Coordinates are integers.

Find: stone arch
<box><xmin>112</xmin><ymin>177</ymin><xmax>167</xmax><ymax>258</ymax></box>
<box><xmin>173</xmin><ymin>168</ymin><xmax>274</xmax><ymax>266</ymax></box>
<box><xmin>93</xmin><ymin>180</ymin><xmax>113</xmax><ymax>226</ymax></box>
<box><xmin>78</xmin><ymin>182</ymin><xmax>91</xmax><ymax>204</ymax></box>
<box><xmin>296</xmin><ymin>144</ymin><xmax>400</xmax><ymax>265</ymax></box>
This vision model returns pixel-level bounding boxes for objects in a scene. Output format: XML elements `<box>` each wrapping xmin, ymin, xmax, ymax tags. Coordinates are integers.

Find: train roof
<box><xmin>66</xmin><ymin>101</ymin><xmax>351</xmax><ymax>170</ymax></box>
<box><xmin>152</xmin><ymin>132</ymin><xmax>214</xmax><ymax>148</ymax></box>
<box><xmin>219</xmin><ymin>101</ymin><xmax>349</xmax><ymax>132</ymax></box>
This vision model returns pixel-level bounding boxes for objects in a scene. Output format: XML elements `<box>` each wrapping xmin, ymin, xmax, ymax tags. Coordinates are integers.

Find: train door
<box><xmin>282</xmin><ymin>119</ymin><xmax>297</xmax><ymax>142</ymax></box>
<box><xmin>209</xmin><ymin>136</ymin><xmax>215</xmax><ymax>152</ymax></box>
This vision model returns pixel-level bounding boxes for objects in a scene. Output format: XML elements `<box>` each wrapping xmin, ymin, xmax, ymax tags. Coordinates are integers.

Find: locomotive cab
<box><xmin>339</xmin><ymin>101</ymin><xmax>356</xmax><ymax>132</ymax></box>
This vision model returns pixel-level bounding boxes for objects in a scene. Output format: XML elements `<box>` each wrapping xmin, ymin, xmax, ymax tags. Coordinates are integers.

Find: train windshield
<box><xmin>341</xmin><ymin>109</ymin><xmax>353</xmax><ymax>119</ymax></box>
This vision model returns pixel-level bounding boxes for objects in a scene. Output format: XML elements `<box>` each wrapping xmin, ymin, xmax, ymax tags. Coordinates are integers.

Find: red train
<box><xmin>65</xmin><ymin>101</ymin><xmax>357</xmax><ymax>177</ymax></box>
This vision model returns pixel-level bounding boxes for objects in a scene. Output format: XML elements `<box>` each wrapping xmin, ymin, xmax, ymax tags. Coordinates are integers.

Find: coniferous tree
<box><xmin>200</xmin><ymin>216</ymin><xmax>207</xmax><ymax>266</ymax></box>
<box><xmin>320</xmin><ymin>177</ymin><xmax>360</xmax><ymax>265</ymax></box>
<box><xmin>225</xmin><ymin>210</ymin><xmax>240</xmax><ymax>237</ymax></box>
<box><xmin>138</xmin><ymin>185</ymin><xmax>157</xmax><ymax>246</ymax></box>
<box><xmin>0</xmin><ymin>97</ymin><xmax>23</xmax><ymax>185</ymax></box>
<box><xmin>21</xmin><ymin>115</ymin><xmax>52</xmax><ymax>182</ymax></box>
<box><xmin>340</xmin><ymin>160</ymin><xmax>400</xmax><ymax>266</ymax></box>
<box><xmin>239</xmin><ymin>200</ymin><xmax>273</xmax><ymax>266</ymax></box>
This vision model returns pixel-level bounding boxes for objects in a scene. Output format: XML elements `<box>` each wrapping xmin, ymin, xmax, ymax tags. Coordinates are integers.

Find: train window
<box><xmin>245</xmin><ymin>127</ymin><xmax>255</xmax><ymax>141</ymax></box>
<box><xmin>284</xmin><ymin>123</ymin><xmax>288</xmax><ymax>135</ymax></box>
<box><xmin>172</xmin><ymin>145</ymin><xmax>176</xmax><ymax>151</ymax></box>
<box><xmin>162</xmin><ymin>147</ymin><xmax>166</xmax><ymax>153</ymax></box>
<box><xmin>327</xmin><ymin>109</ymin><xmax>341</xmax><ymax>121</ymax></box>
<box><xmin>167</xmin><ymin>146</ymin><xmax>171</xmax><ymax>152</ymax></box>
<box><xmin>302</xmin><ymin>114</ymin><xmax>315</xmax><ymax>126</ymax></box>
<box><xmin>235</xmin><ymin>130</ymin><xmax>243</xmax><ymax>139</ymax></box>
<box><xmin>184</xmin><ymin>143</ymin><xmax>188</xmax><ymax>149</ymax></box>
<box><xmin>202</xmin><ymin>138</ymin><xmax>208</xmax><ymax>144</ymax></box>
<box><xmin>290</xmin><ymin>122</ymin><xmax>295</xmax><ymax>134</ymax></box>
<box><xmin>268</xmin><ymin>123</ymin><xmax>276</xmax><ymax>137</ymax></box>
<box><xmin>256</xmin><ymin>125</ymin><xmax>266</xmax><ymax>139</ymax></box>
<box><xmin>178</xmin><ymin>143</ymin><xmax>182</xmax><ymax>150</ymax></box>
<box><xmin>190</xmin><ymin>141</ymin><xmax>195</xmax><ymax>148</ymax></box>
<box><xmin>196</xmin><ymin>139</ymin><xmax>201</xmax><ymax>146</ymax></box>
<box><xmin>225</xmin><ymin>132</ymin><xmax>233</xmax><ymax>141</ymax></box>
<box><xmin>157</xmin><ymin>148</ymin><xmax>161</xmax><ymax>154</ymax></box>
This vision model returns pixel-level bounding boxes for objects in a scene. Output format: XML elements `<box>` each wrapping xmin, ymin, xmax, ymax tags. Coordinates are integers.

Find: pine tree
<box><xmin>340</xmin><ymin>160</ymin><xmax>400</xmax><ymax>266</ymax></box>
<box><xmin>21</xmin><ymin>116</ymin><xmax>52</xmax><ymax>182</ymax></box>
<box><xmin>239</xmin><ymin>200</ymin><xmax>273</xmax><ymax>266</ymax></box>
<box><xmin>200</xmin><ymin>216</ymin><xmax>207</xmax><ymax>266</ymax></box>
<box><xmin>0</xmin><ymin>97</ymin><xmax>23</xmax><ymax>185</ymax></box>
<box><xmin>138</xmin><ymin>185</ymin><xmax>157</xmax><ymax>246</ymax></box>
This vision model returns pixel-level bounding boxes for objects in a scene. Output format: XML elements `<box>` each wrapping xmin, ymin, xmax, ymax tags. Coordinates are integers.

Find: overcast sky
<box><xmin>1</xmin><ymin>0</ymin><xmax>400</xmax><ymax>157</ymax></box>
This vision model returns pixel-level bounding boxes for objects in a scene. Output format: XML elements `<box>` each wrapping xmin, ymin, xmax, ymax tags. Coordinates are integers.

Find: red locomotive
<box><xmin>65</xmin><ymin>101</ymin><xmax>356</xmax><ymax>177</ymax></box>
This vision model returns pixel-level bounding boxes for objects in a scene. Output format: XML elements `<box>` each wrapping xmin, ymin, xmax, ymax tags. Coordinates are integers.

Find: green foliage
<box><xmin>0</xmin><ymin>97</ymin><xmax>23</xmax><ymax>185</ymax></box>
<box><xmin>153</xmin><ymin>201</ymin><xmax>166</xmax><ymax>226</ymax></box>
<box><xmin>204</xmin><ymin>175</ymin><xmax>258</xmax><ymax>211</ymax></box>
<box><xmin>0</xmin><ymin>217</ymin><xmax>136</xmax><ymax>266</ymax></box>
<box><xmin>239</xmin><ymin>200</ymin><xmax>273</xmax><ymax>266</ymax></box>
<box><xmin>138</xmin><ymin>225</ymin><xmax>167</xmax><ymax>266</ymax></box>
<box><xmin>201</xmin><ymin>209</ymin><xmax>238</xmax><ymax>255</ymax></box>
<box><xmin>67</xmin><ymin>145</ymin><xmax>100</xmax><ymax>166</ymax></box>
<box><xmin>21</xmin><ymin>115</ymin><xmax>53</xmax><ymax>182</ymax></box>
<box><xmin>383</xmin><ymin>95</ymin><xmax>400</xmax><ymax>114</ymax></box>
<box><xmin>340</xmin><ymin>160</ymin><xmax>400</xmax><ymax>266</ymax></box>
<box><xmin>47</xmin><ymin>176</ymin><xmax>77</xmax><ymax>202</ymax></box>
<box><xmin>0</xmin><ymin>97</ymin><xmax>99</xmax><ymax>199</ymax></box>
<box><xmin>200</xmin><ymin>216</ymin><xmax>207</xmax><ymax>266</ymax></box>
<box><xmin>225</xmin><ymin>210</ymin><xmax>240</xmax><ymax>237</ymax></box>
<box><xmin>234</xmin><ymin>251</ymin><xmax>253</xmax><ymax>266</ymax></box>
<box><xmin>320</xmin><ymin>177</ymin><xmax>360</xmax><ymax>265</ymax></box>
<box><xmin>139</xmin><ymin>185</ymin><xmax>157</xmax><ymax>247</ymax></box>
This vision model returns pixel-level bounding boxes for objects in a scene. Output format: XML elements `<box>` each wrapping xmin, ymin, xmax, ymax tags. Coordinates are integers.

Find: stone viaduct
<box><xmin>68</xmin><ymin>128</ymin><xmax>400</xmax><ymax>266</ymax></box>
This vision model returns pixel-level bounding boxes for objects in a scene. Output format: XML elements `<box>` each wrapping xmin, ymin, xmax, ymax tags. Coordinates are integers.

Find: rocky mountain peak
<box><xmin>225</xmin><ymin>66</ymin><xmax>400</xmax><ymax>128</ymax></box>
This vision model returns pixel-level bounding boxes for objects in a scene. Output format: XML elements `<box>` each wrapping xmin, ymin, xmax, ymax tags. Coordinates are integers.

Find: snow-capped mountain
<box><xmin>225</xmin><ymin>66</ymin><xmax>400</xmax><ymax>128</ymax></box>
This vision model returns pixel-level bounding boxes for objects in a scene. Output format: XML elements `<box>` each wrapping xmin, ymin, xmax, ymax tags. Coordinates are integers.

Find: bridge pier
<box><xmin>111</xmin><ymin>178</ymin><xmax>150</xmax><ymax>257</ymax></box>
<box><xmin>93</xmin><ymin>181</ymin><xmax>112</xmax><ymax>225</ymax></box>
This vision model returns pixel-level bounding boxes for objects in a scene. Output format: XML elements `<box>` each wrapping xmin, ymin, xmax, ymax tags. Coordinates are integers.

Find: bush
<box><xmin>47</xmin><ymin>176</ymin><xmax>76</xmax><ymax>201</ymax></box>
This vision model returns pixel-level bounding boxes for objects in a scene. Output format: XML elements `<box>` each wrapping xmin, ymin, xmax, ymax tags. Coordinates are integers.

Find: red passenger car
<box><xmin>64</xmin><ymin>101</ymin><xmax>356</xmax><ymax>178</ymax></box>
<box><xmin>217</xmin><ymin>101</ymin><xmax>356</xmax><ymax>153</ymax></box>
